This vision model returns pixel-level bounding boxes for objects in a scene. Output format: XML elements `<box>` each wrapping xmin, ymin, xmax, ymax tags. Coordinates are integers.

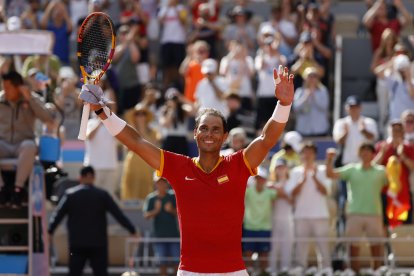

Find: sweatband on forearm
<box><xmin>101</xmin><ymin>112</ymin><xmax>127</xmax><ymax>136</ymax></box>
<box><xmin>271</xmin><ymin>101</ymin><xmax>291</xmax><ymax>123</ymax></box>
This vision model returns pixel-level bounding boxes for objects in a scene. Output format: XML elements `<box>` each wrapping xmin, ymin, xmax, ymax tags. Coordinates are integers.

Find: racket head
<box><xmin>77</xmin><ymin>12</ymin><xmax>116</xmax><ymax>84</ymax></box>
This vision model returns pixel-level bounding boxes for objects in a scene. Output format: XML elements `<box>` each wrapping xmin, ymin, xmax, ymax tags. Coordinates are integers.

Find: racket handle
<box><xmin>78</xmin><ymin>104</ymin><xmax>90</xmax><ymax>140</ymax></box>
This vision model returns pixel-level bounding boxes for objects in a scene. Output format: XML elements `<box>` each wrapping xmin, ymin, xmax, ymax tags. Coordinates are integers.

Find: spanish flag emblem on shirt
<box><xmin>217</xmin><ymin>175</ymin><xmax>229</xmax><ymax>184</ymax></box>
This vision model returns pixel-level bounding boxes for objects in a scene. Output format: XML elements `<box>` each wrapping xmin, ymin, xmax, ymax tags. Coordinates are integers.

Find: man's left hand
<box><xmin>274</xmin><ymin>65</ymin><xmax>294</xmax><ymax>106</ymax></box>
<box><xmin>19</xmin><ymin>84</ymin><xmax>32</xmax><ymax>101</ymax></box>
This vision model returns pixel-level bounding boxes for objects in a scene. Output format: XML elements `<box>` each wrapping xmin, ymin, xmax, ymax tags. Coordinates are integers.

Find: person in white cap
<box><xmin>195</xmin><ymin>58</ymin><xmax>229</xmax><ymax>118</ymax></box>
<box><xmin>243</xmin><ymin>166</ymin><xmax>277</xmax><ymax>275</ymax></box>
<box><xmin>269</xmin><ymin>131</ymin><xmax>302</xmax><ymax>181</ymax></box>
<box><xmin>385</xmin><ymin>54</ymin><xmax>414</xmax><ymax>122</ymax></box>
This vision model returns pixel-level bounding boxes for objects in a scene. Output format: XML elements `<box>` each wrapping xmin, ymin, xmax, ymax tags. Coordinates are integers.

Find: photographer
<box><xmin>159</xmin><ymin>88</ymin><xmax>195</xmax><ymax>155</ymax></box>
<box><xmin>195</xmin><ymin>59</ymin><xmax>229</xmax><ymax>118</ymax></box>
<box><xmin>363</xmin><ymin>0</ymin><xmax>412</xmax><ymax>51</ymax></box>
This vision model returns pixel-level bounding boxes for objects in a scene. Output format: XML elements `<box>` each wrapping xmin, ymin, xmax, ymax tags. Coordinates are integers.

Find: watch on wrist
<box><xmin>95</xmin><ymin>108</ymin><xmax>104</xmax><ymax>115</ymax></box>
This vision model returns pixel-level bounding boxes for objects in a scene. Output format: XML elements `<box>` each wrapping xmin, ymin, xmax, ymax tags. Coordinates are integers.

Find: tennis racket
<box><xmin>77</xmin><ymin>12</ymin><xmax>116</xmax><ymax>140</ymax></box>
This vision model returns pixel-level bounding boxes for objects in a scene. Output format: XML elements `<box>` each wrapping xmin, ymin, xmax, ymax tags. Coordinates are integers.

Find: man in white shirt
<box><xmin>195</xmin><ymin>59</ymin><xmax>229</xmax><ymax>118</ymax></box>
<box><xmin>286</xmin><ymin>142</ymin><xmax>332</xmax><ymax>271</ymax></box>
<box><xmin>333</xmin><ymin>95</ymin><xmax>378</xmax><ymax>166</ymax></box>
<box><xmin>84</xmin><ymin>114</ymin><xmax>119</xmax><ymax>200</ymax></box>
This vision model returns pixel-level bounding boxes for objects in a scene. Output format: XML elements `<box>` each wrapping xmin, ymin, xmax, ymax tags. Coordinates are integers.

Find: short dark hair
<box><xmin>358</xmin><ymin>142</ymin><xmax>376</xmax><ymax>153</ymax></box>
<box><xmin>80</xmin><ymin>166</ymin><xmax>95</xmax><ymax>177</ymax></box>
<box><xmin>1</xmin><ymin>71</ymin><xmax>24</xmax><ymax>86</ymax></box>
<box><xmin>195</xmin><ymin>108</ymin><xmax>228</xmax><ymax>133</ymax></box>
<box><xmin>301</xmin><ymin>141</ymin><xmax>318</xmax><ymax>154</ymax></box>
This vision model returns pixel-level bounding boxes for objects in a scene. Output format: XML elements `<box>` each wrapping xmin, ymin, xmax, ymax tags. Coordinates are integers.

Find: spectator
<box><xmin>326</xmin><ymin>143</ymin><xmax>388</xmax><ymax>272</ymax></box>
<box><xmin>385</xmin><ymin>54</ymin><xmax>414</xmax><ymax>122</ymax></box>
<box><xmin>40</xmin><ymin>0</ymin><xmax>73</xmax><ymax>64</ymax></box>
<box><xmin>180</xmin><ymin>40</ymin><xmax>210</xmax><ymax>103</ymax></box>
<box><xmin>402</xmin><ymin>109</ymin><xmax>414</xmax><ymax>144</ymax></box>
<box><xmin>363</xmin><ymin>0</ymin><xmax>412</xmax><ymax>51</ymax></box>
<box><xmin>374</xmin><ymin>120</ymin><xmax>414</xmax><ymax>226</ymax></box>
<box><xmin>220</xmin><ymin>127</ymin><xmax>247</xmax><ymax>156</ymax></box>
<box><xmin>137</xmin><ymin>82</ymin><xmax>161</xmax><ymax>121</ymax></box>
<box><xmin>112</xmin><ymin>24</ymin><xmax>141</xmax><ymax>115</ymax></box>
<box><xmin>20</xmin><ymin>0</ymin><xmax>42</xmax><ymax>30</ymax></box>
<box><xmin>224</xmin><ymin>5</ymin><xmax>256</xmax><ymax>56</ymax></box>
<box><xmin>21</xmin><ymin>54</ymin><xmax>61</xmax><ymax>90</ymax></box>
<box><xmin>219</xmin><ymin>40</ymin><xmax>255</xmax><ymax>111</ymax></box>
<box><xmin>371</xmin><ymin>28</ymin><xmax>399</xmax><ymax>136</ymax></box>
<box><xmin>0</xmin><ymin>71</ymin><xmax>53</xmax><ymax>208</ymax></box>
<box><xmin>159</xmin><ymin>87</ymin><xmax>194</xmax><ymax>155</ymax></box>
<box><xmin>255</xmin><ymin>34</ymin><xmax>287</xmax><ymax>130</ymax></box>
<box><xmin>286</xmin><ymin>142</ymin><xmax>332</xmax><ymax>271</ymax></box>
<box><xmin>269</xmin><ymin>131</ymin><xmax>302</xmax><ymax>180</ymax></box>
<box><xmin>48</xmin><ymin>166</ymin><xmax>136</xmax><ymax>276</ymax></box>
<box><xmin>190</xmin><ymin>0</ymin><xmax>220</xmax><ymax>25</ymax></box>
<box><xmin>293</xmin><ymin>66</ymin><xmax>330</xmax><ymax>137</ymax></box>
<box><xmin>332</xmin><ymin>95</ymin><xmax>378</xmax><ymax>167</ymax></box>
<box><xmin>189</xmin><ymin>2</ymin><xmax>221</xmax><ymax>58</ymax></box>
<box><xmin>121</xmin><ymin>104</ymin><xmax>160</xmax><ymax>203</ymax></box>
<box><xmin>158</xmin><ymin>0</ymin><xmax>188</xmax><ymax>89</ymax></box>
<box><xmin>269</xmin><ymin>158</ymin><xmax>294</xmax><ymax>274</ymax></box>
<box><xmin>84</xmin><ymin>84</ymin><xmax>119</xmax><ymax>200</ymax></box>
<box><xmin>195</xmin><ymin>58</ymin><xmax>229</xmax><ymax>118</ymax></box>
<box><xmin>243</xmin><ymin>166</ymin><xmax>276</xmax><ymax>275</ymax></box>
<box><xmin>54</xmin><ymin>66</ymin><xmax>82</xmax><ymax>140</ymax></box>
<box><xmin>225</xmin><ymin>92</ymin><xmax>243</xmax><ymax>131</ymax></box>
<box><xmin>143</xmin><ymin>176</ymin><xmax>180</xmax><ymax>276</ymax></box>
<box><xmin>291</xmin><ymin>31</ymin><xmax>325</xmax><ymax>87</ymax></box>
<box><xmin>258</xmin><ymin>2</ymin><xmax>298</xmax><ymax>60</ymax></box>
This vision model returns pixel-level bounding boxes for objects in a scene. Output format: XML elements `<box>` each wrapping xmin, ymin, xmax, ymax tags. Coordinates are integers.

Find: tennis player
<box><xmin>79</xmin><ymin>65</ymin><xmax>294</xmax><ymax>275</ymax></box>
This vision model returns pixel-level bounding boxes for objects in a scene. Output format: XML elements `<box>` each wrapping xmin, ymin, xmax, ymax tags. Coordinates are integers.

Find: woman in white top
<box><xmin>268</xmin><ymin>158</ymin><xmax>294</xmax><ymax>274</ymax></box>
<box><xmin>219</xmin><ymin>41</ymin><xmax>255</xmax><ymax>111</ymax></box>
<box><xmin>254</xmin><ymin>33</ymin><xmax>287</xmax><ymax>130</ymax></box>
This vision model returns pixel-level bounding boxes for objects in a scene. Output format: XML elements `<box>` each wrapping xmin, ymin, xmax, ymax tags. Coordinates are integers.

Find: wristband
<box><xmin>271</xmin><ymin>101</ymin><xmax>291</xmax><ymax>123</ymax></box>
<box><xmin>101</xmin><ymin>113</ymin><xmax>127</xmax><ymax>136</ymax></box>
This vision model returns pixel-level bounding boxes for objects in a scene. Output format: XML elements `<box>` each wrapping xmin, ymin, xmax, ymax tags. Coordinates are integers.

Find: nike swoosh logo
<box><xmin>185</xmin><ymin>176</ymin><xmax>196</xmax><ymax>181</ymax></box>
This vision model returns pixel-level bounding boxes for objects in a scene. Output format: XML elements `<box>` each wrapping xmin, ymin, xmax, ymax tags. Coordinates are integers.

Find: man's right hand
<box><xmin>79</xmin><ymin>84</ymin><xmax>111</xmax><ymax>107</ymax></box>
<box><xmin>326</xmin><ymin>148</ymin><xmax>337</xmax><ymax>162</ymax></box>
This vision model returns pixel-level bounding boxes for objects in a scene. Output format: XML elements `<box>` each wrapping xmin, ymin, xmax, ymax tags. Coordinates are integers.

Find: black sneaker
<box><xmin>10</xmin><ymin>187</ymin><xmax>24</xmax><ymax>209</ymax></box>
<box><xmin>0</xmin><ymin>186</ymin><xmax>8</xmax><ymax>207</ymax></box>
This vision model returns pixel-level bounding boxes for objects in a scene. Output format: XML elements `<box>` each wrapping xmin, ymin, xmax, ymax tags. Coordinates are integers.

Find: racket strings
<box><xmin>79</xmin><ymin>16</ymin><xmax>113</xmax><ymax>76</ymax></box>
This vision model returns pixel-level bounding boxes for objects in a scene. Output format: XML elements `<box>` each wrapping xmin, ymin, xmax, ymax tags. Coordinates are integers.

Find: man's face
<box><xmin>194</xmin><ymin>114</ymin><xmax>228</xmax><ymax>153</ymax></box>
<box><xmin>391</xmin><ymin>124</ymin><xmax>404</xmax><ymax>140</ymax></box>
<box><xmin>255</xmin><ymin>176</ymin><xmax>266</xmax><ymax>190</ymax></box>
<box><xmin>3</xmin><ymin>80</ymin><xmax>21</xmax><ymax>102</ymax></box>
<box><xmin>156</xmin><ymin>179</ymin><xmax>169</xmax><ymax>193</ymax></box>
<box><xmin>403</xmin><ymin>115</ymin><xmax>414</xmax><ymax>134</ymax></box>
<box><xmin>346</xmin><ymin>104</ymin><xmax>361</xmax><ymax>118</ymax></box>
<box><xmin>230</xmin><ymin>135</ymin><xmax>245</xmax><ymax>151</ymax></box>
<box><xmin>359</xmin><ymin>148</ymin><xmax>375</xmax><ymax>163</ymax></box>
<box><xmin>301</xmin><ymin>147</ymin><xmax>316</xmax><ymax>163</ymax></box>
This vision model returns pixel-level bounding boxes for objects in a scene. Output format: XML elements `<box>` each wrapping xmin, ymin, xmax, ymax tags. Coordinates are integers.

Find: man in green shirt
<box><xmin>243</xmin><ymin>166</ymin><xmax>277</xmax><ymax>275</ymax></box>
<box><xmin>143</xmin><ymin>177</ymin><xmax>180</xmax><ymax>275</ymax></box>
<box><xmin>326</xmin><ymin>142</ymin><xmax>388</xmax><ymax>273</ymax></box>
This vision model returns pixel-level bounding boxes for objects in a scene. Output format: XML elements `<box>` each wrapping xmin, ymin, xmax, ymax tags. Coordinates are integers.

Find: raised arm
<box><xmin>325</xmin><ymin>148</ymin><xmax>341</xmax><ymax>179</ymax></box>
<box><xmin>243</xmin><ymin>66</ymin><xmax>294</xmax><ymax>169</ymax></box>
<box><xmin>96</xmin><ymin>110</ymin><xmax>161</xmax><ymax>170</ymax></box>
<box><xmin>80</xmin><ymin>85</ymin><xmax>161</xmax><ymax>170</ymax></box>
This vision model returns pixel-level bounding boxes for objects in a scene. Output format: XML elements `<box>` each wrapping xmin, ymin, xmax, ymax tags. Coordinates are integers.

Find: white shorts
<box><xmin>177</xmin><ymin>269</ymin><xmax>249</xmax><ymax>276</ymax></box>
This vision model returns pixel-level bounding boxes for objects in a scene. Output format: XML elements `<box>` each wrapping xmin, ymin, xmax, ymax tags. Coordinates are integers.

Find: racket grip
<box><xmin>78</xmin><ymin>104</ymin><xmax>90</xmax><ymax>140</ymax></box>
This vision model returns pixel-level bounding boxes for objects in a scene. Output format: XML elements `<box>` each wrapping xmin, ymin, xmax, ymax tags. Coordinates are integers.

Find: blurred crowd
<box><xmin>1</xmin><ymin>0</ymin><xmax>414</xmax><ymax>274</ymax></box>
